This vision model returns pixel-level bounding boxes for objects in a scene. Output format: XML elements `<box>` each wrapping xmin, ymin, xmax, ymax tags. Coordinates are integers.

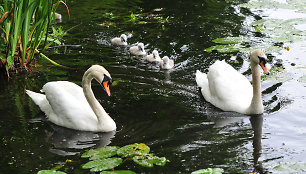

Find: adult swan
<box><xmin>26</xmin><ymin>65</ymin><xmax>116</xmax><ymax>132</ymax></box>
<box><xmin>195</xmin><ymin>50</ymin><xmax>270</xmax><ymax>115</ymax></box>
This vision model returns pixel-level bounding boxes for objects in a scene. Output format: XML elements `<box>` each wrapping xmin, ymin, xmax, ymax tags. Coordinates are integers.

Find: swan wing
<box><xmin>42</xmin><ymin>81</ymin><xmax>98</xmax><ymax>130</ymax></box>
<box><xmin>206</xmin><ymin>60</ymin><xmax>252</xmax><ymax>113</ymax></box>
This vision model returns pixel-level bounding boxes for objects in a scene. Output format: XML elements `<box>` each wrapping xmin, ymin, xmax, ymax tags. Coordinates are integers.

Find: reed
<box><xmin>0</xmin><ymin>0</ymin><xmax>69</xmax><ymax>75</ymax></box>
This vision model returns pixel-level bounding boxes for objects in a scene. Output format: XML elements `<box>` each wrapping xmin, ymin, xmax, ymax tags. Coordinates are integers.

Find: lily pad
<box><xmin>37</xmin><ymin>170</ymin><xmax>67</xmax><ymax>174</ymax></box>
<box><xmin>191</xmin><ymin>168</ymin><xmax>224</xmax><ymax>174</ymax></box>
<box><xmin>204</xmin><ymin>44</ymin><xmax>240</xmax><ymax>53</ymax></box>
<box><xmin>82</xmin><ymin>158</ymin><xmax>123</xmax><ymax>172</ymax></box>
<box><xmin>268</xmin><ymin>162</ymin><xmax>306</xmax><ymax>173</ymax></box>
<box><xmin>117</xmin><ymin>143</ymin><xmax>150</xmax><ymax>158</ymax></box>
<box><xmin>81</xmin><ymin>146</ymin><xmax>119</xmax><ymax>160</ymax></box>
<box><xmin>212</xmin><ymin>37</ymin><xmax>250</xmax><ymax>44</ymax></box>
<box><xmin>100</xmin><ymin>170</ymin><xmax>136</xmax><ymax>174</ymax></box>
<box><xmin>132</xmin><ymin>155</ymin><xmax>168</xmax><ymax>167</ymax></box>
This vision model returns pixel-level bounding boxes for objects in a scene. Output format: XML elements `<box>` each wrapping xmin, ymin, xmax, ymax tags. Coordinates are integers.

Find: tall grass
<box><xmin>0</xmin><ymin>0</ymin><xmax>69</xmax><ymax>75</ymax></box>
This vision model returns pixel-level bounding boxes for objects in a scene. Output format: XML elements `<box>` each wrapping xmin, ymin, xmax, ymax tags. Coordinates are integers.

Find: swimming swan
<box><xmin>111</xmin><ymin>34</ymin><xmax>128</xmax><ymax>46</ymax></box>
<box><xmin>129</xmin><ymin>43</ymin><xmax>146</xmax><ymax>56</ymax></box>
<box><xmin>26</xmin><ymin>65</ymin><xmax>116</xmax><ymax>132</ymax></box>
<box><xmin>195</xmin><ymin>50</ymin><xmax>270</xmax><ymax>115</ymax></box>
<box><xmin>146</xmin><ymin>50</ymin><xmax>161</xmax><ymax>63</ymax></box>
<box><xmin>160</xmin><ymin>56</ymin><xmax>174</xmax><ymax>70</ymax></box>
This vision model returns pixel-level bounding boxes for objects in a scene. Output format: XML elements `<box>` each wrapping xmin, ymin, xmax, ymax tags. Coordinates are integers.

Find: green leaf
<box><xmin>268</xmin><ymin>162</ymin><xmax>306</xmax><ymax>173</ymax></box>
<box><xmin>132</xmin><ymin>155</ymin><xmax>168</xmax><ymax>167</ymax></box>
<box><xmin>6</xmin><ymin>55</ymin><xmax>14</xmax><ymax>67</ymax></box>
<box><xmin>82</xmin><ymin>158</ymin><xmax>123</xmax><ymax>172</ymax></box>
<box><xmin>100</xmin><ymin>170</ymin><xmax>136</xmax><ymax>174</ymax></box>
<box><xmin>191</xmin><ymin>168</ymin><xmax>224</xmax><ymax>174</ymax></box>
<box><xmin>204</xmin><ymin>44</ymin><xmax>240</xmax><ymax>53</ymax></box>
<box><xmin>212</xmin><ymin>37</ymin><xmax>249</xmax><ymax>44</ymax></box>
<box><xmin>117</xmin><ymin>143</ymin><xmax>150</xmax><ymax>158</ymax></box>
<box><xmin>37</xmin><ymin>170</ymin><xmax>67</xmax><ymax>174</ymax></box>
<box><xmin>82</xmin><ymin>146</ymin><xmax>119</xmax><ymax>160</ymax></box>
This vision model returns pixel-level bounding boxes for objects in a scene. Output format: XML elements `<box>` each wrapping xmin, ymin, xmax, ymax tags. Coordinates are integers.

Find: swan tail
<box><xmin>26</xmin><ymin>90</ymin><xmax>52</xmax><ymax>116</ymax></box>
<box><xmin>195</xmin><ymin>70</ymin><xmax>208</xmax><ymax>89</ymax></box>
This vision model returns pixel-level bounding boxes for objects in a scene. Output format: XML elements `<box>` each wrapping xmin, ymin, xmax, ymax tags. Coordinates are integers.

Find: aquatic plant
<box><xmin>37</xmin><ymin>143</ymin><xmax>169</xmax><ymax>174</ymax></box>
<box><xmin>191</xmin><ymin>168</ymin><xmax>224</xmax><ymax>174</ymax></box>
<box><xmin>0</xmin><ymin>0</ymin><xmax>69</xmax><ymax>75</ymax></box>
<box><xmin>204</xmin><ymin>0</ymin><xmax>306</xmax><ymax>53</ymax></box>
<box><xmin>82</xmin><ymin>143</ymin><xmax>168</xmax><ymax>172</ymax></box>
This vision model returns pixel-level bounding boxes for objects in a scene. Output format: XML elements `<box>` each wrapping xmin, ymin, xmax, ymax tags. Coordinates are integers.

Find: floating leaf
<box><xmin>268</xmin><ymin>162</ymin><xmax>306</xmax><ymax>173</ymax></box>
<box><xmin>191</xmin><ymin>168</ymin><xmax>224</xmax><ymax>174</ymax></box>
<box><xmin>212</xmin><ymin>37</ymin><xmax>249</xmax><ymax>44</ymax></box>
<box><xmin>37</xmin><ymin>170</ymin><xmax>67</xmax><ymax>174</ymax></box>
<box><xmin>117</xmin><ymin>143</ymin><xmax>150</xmax><ymax>158</ymax></box>
<box><xmin>204</xmin><ymin>44</ymin><xmax>240</xmax><ymax>53</ymax></box>
<box><xmin>100</xmin><ymin>170</ymin><xmax>136</xmax><ymax>174</ymax></box>
<box><xmin>82</xmin><ymin>146</ymin><xmax>119</xmax><ymax>160</ymax></box>
<box><xmin>82</xmin><ymin>158</ymin><xmax>123</xmax><ymax>172</ymax></box>
<box><xmin>132</xmin><ymin>155</ymin><xmax>168</xmax><ymax>167</ymax></box>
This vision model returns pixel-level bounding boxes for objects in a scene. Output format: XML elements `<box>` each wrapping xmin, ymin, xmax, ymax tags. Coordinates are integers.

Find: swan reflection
<box><xmin>46</xmin><ymin>125</ymin><xmax>116</xmax><ymax>156</ymax></box>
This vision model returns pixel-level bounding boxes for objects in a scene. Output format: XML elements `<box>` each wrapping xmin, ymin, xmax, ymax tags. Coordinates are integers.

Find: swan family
<box><xmin>27</xmin><ymin>33</ymin><xmax>270</xmax><ymax>132</ymax></box>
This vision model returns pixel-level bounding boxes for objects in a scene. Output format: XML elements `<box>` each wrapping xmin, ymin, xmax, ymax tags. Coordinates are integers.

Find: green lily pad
<box><xmin>82</xmin><ymin>158</ymin><xmax>123</xmax><ymax>172</ymax></box>
<box><xmin>212</xmin><ymin>37</ymin><xmax>249</xmax><ymax>44</ymax></box>
<box><xmin>132</xmin><ymin>155</ymin><xmax>168</xmax><ymax>167</ymax></box>
<box><xmin>204</xmin><ymin>44</ymin><xmax>240</xmax><ymax>53</ymax></box>
<box><xmin>117</xmin><ymin>143</ymin><xmax>150</xmax><ymax>158</ymax></box>
<box><xmin>268</xmin><ymin>162</ymin><xmax>306</xmax><ymax>173</ymax></box>
<box><xmin>81</xmin><ymin>146</ymin><xmax>119</xmax><ymax>160</ymax></box>
<box><xmin>100</xmin><ymin>170</ymin><xmax>136</xmax><ymax>174</ymax></box>
<box><xmin>37</xmin><ymin>170</ymin><xmax>67</xmax><ymax>174</ymax></box>
<box><xmin>191</xmin><ymin>168</ymin><xmax>224</xmax><ymax>174</ymax></box>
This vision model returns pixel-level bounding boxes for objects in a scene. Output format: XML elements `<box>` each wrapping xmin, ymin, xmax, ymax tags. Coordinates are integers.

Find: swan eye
<box><xmin>103</xmin><ymin>74</ymin><xmax>112</xmax><ymax>86</ymax></box>
<box><xmin>258</xmin><ymin>56</ymin><xmax>267</xmax><ymax>65</ymax></box>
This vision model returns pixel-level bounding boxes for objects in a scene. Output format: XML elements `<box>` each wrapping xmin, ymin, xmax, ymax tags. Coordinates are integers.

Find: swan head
<box><xmin>85</xmin><ymin>65</ymin><xmax>113</xmax><ymax>96</ymax></box>
<box><xmin>152</xmin><ymin>50</ymin><xmax>160</xmax><ymax>59</ymax></box>
<box><xmin>120</xmin><ymin>34</ymin><xmax>127</xmax><ymax>43</ymax></box>
<box><xmin>138</xmin><ymin>43</ymin><xmax>145</xmax><ymax>52</ymax></box>
<box><xmin>162</xmin><ymin>56</ymin><xmax>170</xmax><ymax>65</ymax></box>
<box><xmin>250</xmin><ymin>50</ymin><xmax>270</xmax><ymax>75</ymax></box>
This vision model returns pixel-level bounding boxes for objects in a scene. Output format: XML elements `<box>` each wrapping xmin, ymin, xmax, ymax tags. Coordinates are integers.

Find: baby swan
<box><xmin>111</xmin><ymin>34</ymin><xmax>128</xmax><ymax>46</ymax></box>
<box><xmin>160</xmin><ymin>56</ymin><xmax>174</xmax><ymax>70</ymax></box>
<box><xmin>146</xmin><ymin>50</ymin><xmax>161</xmax><ymax>63</ymax></box>
<box><xmin>129</xmin><ymin>43</ymin><xmax>146</xmax><ymax>56</ymax></box>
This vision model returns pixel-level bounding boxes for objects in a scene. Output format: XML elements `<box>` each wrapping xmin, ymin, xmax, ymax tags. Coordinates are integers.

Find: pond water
<box><xmin>1</xmin><ymin>0</ymin><xmax>306</xmax><ymax>173</ymax></box>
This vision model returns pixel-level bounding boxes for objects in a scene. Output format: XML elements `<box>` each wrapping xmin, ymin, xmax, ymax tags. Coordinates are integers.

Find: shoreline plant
<box><xmin>0</xmin><ymin>0</ymin><xmax>69</xmax><ymax>76</ymax></box>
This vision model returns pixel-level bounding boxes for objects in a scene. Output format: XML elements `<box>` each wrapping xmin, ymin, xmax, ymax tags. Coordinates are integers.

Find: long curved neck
<box><xmin>82</xmin><ymin>72</ymin><xmax>108</xmax><ymax>123</ymax></box>
<box><xmin>248</xmin><ymin>61</ymin><xmax>264</xmax><ymax>114</ymax></box>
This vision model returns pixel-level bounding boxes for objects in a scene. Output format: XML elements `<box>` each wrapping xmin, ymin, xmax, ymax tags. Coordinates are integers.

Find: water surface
<box><xmin>1</xmin><ymin>0</ymin><xmax>306</xmax><ymax>173</ymax></box>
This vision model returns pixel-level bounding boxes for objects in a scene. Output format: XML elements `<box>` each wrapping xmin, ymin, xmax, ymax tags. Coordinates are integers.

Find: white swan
<box><xmin>26</xmin><ymin>65</ymin><xmax>116</xmax><ymax>132</ymax></box>
<box><xmin>160</xmin><ymin>56</ymin><xmax>174</xmax><ymax>70</ymax></box>
<box><xmin>146</xmin><ymin>50</ymin><xmax>161</xmax><ymax>63</ymax></box>
<box><xmin>111</xmin><ymin>34</ymin><xmax>128</xmax><ymax>46</ymax></box>
<box><xmin>195</xmin><ymin>50</ymin><xmax>270</xmax><ymax>115</ymax></box>
<box><xmin>129</xmin><ymin>43</ymin><xmax>146</xmax><ymax>56</ymax></box>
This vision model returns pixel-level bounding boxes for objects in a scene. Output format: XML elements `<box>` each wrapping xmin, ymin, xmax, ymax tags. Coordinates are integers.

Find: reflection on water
<box><xmin>46</xmin><ymin>125</ymin><xmax>116</xmax><ymax>156</ymax></box>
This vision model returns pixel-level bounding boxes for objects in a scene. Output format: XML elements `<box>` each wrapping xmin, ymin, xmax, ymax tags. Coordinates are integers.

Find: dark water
<box><xmin>1</xmin><ymin>0</ymin><xmax>306</xmax><ymax>173</ymax></box>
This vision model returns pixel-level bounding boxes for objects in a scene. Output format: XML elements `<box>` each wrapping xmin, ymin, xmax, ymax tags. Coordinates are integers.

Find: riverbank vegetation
<box><xmin>0</xmin><ymin>0</ymin><xmax>69</xmax><ymax>76</ymax></box>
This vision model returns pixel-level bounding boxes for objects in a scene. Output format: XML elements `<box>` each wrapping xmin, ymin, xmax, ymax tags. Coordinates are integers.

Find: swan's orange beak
<box><xmin>260</xmin><ymin>62</ymin><xmax>270</xmax><ymax>75</ymax></box>
<box><xmin>103</xmin><ymin>81</ymin><xmax>111</xmax><ymax>96</ymax></box>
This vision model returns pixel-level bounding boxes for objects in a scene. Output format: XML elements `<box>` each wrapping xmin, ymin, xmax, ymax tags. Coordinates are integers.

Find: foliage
<box><xmin>37</xmin><ymin>170</ymin><xmax>66</xmax><ymax>174</ymax></box>
<box><xmin>268</xmin><ymin>162</ymin><xmax>306</xmax><ymax>173</ymax></box>
<box><xmin>81</xmin><ymin>143</ymin><xmax>169</xmax><ymax>173</ymax></box>
<box><xmin>0</xmin><ymin>0</ymin><xmax>69</xmax><ymax>75</ymax></box>
<box><xmin>191</xmin><ymin>168</ymin><xmax>224</xmax><ymax>174</ymax></box>
<box><xmin>204</xmin><ymin>0</ymin><xmax>306</xmax><ymax>53</ymax></box>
